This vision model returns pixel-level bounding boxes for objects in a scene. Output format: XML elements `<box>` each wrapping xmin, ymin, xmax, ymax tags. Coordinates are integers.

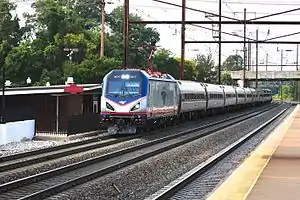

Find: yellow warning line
<box><xmin>206</xmin><ymin>105</ymin><xmax>300</xmax><ymax>200</ymax></box>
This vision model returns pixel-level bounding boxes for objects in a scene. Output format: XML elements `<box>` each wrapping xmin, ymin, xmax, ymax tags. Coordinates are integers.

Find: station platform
<box><xmin>207</xmin><ymin>104</ymin><xmax>300</xmax><ymax>200</ymax></box>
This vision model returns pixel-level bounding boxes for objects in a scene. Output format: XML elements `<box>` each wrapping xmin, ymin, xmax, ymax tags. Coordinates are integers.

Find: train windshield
<box><xmin>105</xmin><ymin>71</ymin><xmax>143</xmax><ymax>98</ymax></box>
<box><xmin>106</xmin><ymin>80</ymin><xmax>141</xmax><ymax>97</ymax></box>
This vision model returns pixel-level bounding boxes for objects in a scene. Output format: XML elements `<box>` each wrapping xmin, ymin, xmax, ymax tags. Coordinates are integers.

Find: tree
<box><xmin>6</xmin><ymin>0</ymin><xmax>105</xmax><ymax>85</ymax></box>
<box><xmin>0</xmin><ymin>0</ymin><xmax>23</xmax><ymax>80</ymax></box>
<box><xmin>63</xmin><ymin>56</ymin><xmax>121</xmax><ymax>83</ymax></box>
<box><xmin>193</xmin><ymin>53</ymin><xmax>217</xmax><ymax>83</ymax></box>
<box><xmin>152</xmin><ymin>48</ymin><xmax>177</xmax><ymax>76</ymax></box>
<box><xmin>221</xmin><ymin>73</ymin><xmax>236</xmax><ymax>86</ymax></box>
<box><xmin>273</xmin><ymin>84</ymin><xmax>294</xmax><ymax>100</ymax></box>
<box><xmin>151</xmin><ymin>48</ymin><xmax>199</xmax><ymax>80</ymax></box>
<box><xmin>222</xmin><ymin>54</ymin><xmax>243</xmax><ymax>71</ymax></box>
<box><xmin>1</xmin><ymin>0</ymin><xmax>220</xmax><ymax>86</ymax></box>
<box><xmin>106</xmin><ymin>6</ymin><xmax>160</xmax><ymax>67</ymax></box>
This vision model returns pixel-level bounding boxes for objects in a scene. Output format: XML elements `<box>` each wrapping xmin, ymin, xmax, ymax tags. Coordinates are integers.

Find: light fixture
<box><xmin>26</xmin><ymin>77</ymin><xmax>31</xmax><ymax>84</ymax></box>
<box><xmin>121</xmin><ymin>74</ymin><xmax>130</xmax><ymax>79</ymax></box>
<box><xmin>65</xmin><ymin>77</ymin><xmax>74</xmax><ymax>85</ymax></box>
<box><xmin>5</xmin><ymin>80</ymin><xmax>11</xmax><ymax>86</ymax></box>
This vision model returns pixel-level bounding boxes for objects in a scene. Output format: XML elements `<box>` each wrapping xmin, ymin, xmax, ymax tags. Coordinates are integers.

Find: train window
<box><xmin>226</xmin><ymin>93</ymin><xmax>235</xmax><ymax>98</ymax></box>
<box><xmin>209</xmin><ymin>93</ymin><xmax>223</xmax><ymax>99</ymax></box>
<box><xmin>183</xmin><ymin>93</ymin><xmax>206</xmax><ymax>101</ymax></box>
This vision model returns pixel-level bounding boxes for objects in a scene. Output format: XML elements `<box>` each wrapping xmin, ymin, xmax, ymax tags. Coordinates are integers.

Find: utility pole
<box><xmin>280</xmin><ymin>49</ymin><xmax>283</xmax><ymax>71</ymax></box>
<box><xmin>266</xmin><ymin>53</ymin><xmax>268</xmax><ymax>88</ymax></box>
<box><xmin>280</xmin><ymin>80</ymin><xmax>283</xmax><ymax>101</ymax></box>
<box><xmin>280</xmin><ymin>49</ymin><xmax>283</xmax><ymax>101</ymax></box>
<box><xmin>1</xmin><ymin>63</ymin><xmax>5</xmax><ymax>124</ymax></box>
<box><xmin>266</xmin><ymin>53</ymin><xmax>268</xmax><ymax>71</ymax></box>
<box><xmin>243</xmin><ymin>8</ymin><xmax>247</xmax><ymax>88</ymax></box>
<box><xmin>123</xmin><ymin>0</ymin><xmax>129</xmax><ymax>67</ymax></box>
<box><xmin>218</xmin><ymin>0</ymin><xmax>222</xmax><ymax>84</ymax></box>
<box><xmin>100</xmin><ymin>0</ymin><xmax>105</xmax><ymax>57</ymax></box>
<box><xmin>255</xmin><ymin>29</ymin><xmax>258</xmax><ymax>89</ymax></box>
<box><xmin>296</xmin><ymin>44</ymin><xmax>299</xmax><ymax>71</ymax></box>
<box><xmin>248</xmin><ymin>41</ymin><xmax>251</xmax><ymax>71</ymax></box>
<box><xmin>180</xmin><ymin>0</ymin><xmax>186</xmax><ymax>80</ymax></box>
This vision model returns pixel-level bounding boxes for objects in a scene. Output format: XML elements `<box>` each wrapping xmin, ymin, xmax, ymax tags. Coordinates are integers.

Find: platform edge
<box><xmin>206</xmin><ymin>105</ymin><xmax>300</xmax><ymax>200</ymax></box>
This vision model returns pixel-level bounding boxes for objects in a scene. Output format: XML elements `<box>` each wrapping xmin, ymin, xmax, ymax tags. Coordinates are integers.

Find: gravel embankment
<box><xmin>0</xmin><ymin>140</ymin><xmax>82</xmax><ymax>157</ymax></box>
<box><xmin>170</xmin><ymin>104</ymin><xmax>294</xmax><ymax>200</ymax></box>
<box><xmin>45</xmin><ymin>104</ymin><xmax>286</xmax><ymax>200</ymax></box>
<box><xmin>0</xmin><ymin>135</ymin><xmax>103</xmax><ymax>157</ymax></box>
<box><xmin>0</xmin><ymin>105</ymin><xmax>269</xmax><ymax>185</ymax></box>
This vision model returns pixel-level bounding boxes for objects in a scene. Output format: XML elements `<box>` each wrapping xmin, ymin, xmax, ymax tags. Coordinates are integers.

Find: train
<box><xmin>100</xmin><ymin>68</ymin><xmax>272</xmax><ymax>134</ymax></box>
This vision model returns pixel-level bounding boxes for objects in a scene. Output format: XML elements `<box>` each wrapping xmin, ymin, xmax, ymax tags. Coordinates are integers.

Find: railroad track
<box><xmin>145</xmin><ymin>104</ymin><xmax>291</xmax><ymax>200</ymax></box>
<box><xmin>0</xmin><ymin>103</ymin><xmax>280</xmax><ymax>200</ymax></box>
<box><xmin>0</xmin><ymin>104</ymin><xmax>275</xmax><ymax>173</ymax></box>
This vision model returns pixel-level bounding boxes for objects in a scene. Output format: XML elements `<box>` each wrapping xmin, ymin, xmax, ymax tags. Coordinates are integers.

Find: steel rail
<box><xmin>146</xmin><ymin>105</ymin><xmax>290</xmax><ymax>200</ymax></box>
<box><xmin>0</xmin><ymin>103</ymin><xmax>278</xmax><ymax>199</ymax></box>
<box><xmin>0</xmin><ymin>105</ymin><xmax>273</xmax><ymax>172</ymax></box>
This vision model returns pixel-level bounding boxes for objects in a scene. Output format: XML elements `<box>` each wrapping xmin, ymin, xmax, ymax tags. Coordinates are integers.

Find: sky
<box><xmin>13</xmin><ymin>0</ymin><xmax>300</xmax><ymax>72</ymax></box>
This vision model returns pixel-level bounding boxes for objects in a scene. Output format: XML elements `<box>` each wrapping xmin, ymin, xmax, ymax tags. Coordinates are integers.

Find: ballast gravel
<box><xmin>0</xmin><ymin>136</ymin><xmax>101</xmax><ymax>157</ymax></box>
<box><xmin>46</xmin><ymin>104</ymin><xmax>285</xmax><ymax>200</ymax></box>
<box><xmin>0</xmin><ymin>106</ymin><xmax>267</xmax><ymax>185</ymax></box>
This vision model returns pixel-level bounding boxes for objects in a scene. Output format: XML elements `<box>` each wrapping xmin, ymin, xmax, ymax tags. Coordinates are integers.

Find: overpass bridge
<box><xmin>225</xmin><ymin>71</ymin><xmax>300</xmax><ymax>81</ymax></box>
<box><xmin>225</xmin><ymin>70</ymin><xmax>300</xmax><ymax>101</ymax></box>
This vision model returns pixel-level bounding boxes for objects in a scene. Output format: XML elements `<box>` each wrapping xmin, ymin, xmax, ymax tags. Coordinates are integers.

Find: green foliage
<box><xmin>193</xmin><ymin>53</ymin><xmax>217</xmax><ymax>83</ymax></box>
<box><xmin>273</xmin><ymin>84</ymin><xmax>294</xmax><ymax>100</ymax></box>
<box><xmin>0</xmin><ymin>0</ymin><xmax>236</xmax><ymax>86</ymax></box>
<box><xmin>221</xmin><ymin>73</ymin><xmax>237</xmax><ymax>86</ymax></box>
<box><xmin>63</xmin><ymin>56</ymin><xmax>121</xmax><ymax>83</ymax></box>
<box><xmin>222</xmin><ymin>54</ymin><xmax>243</xmax><ymax>71</ymax></box>
<box><xmin>0</xmin><ymin>0</ymin><xmax>23</xmax><ymax>70</ymax></box>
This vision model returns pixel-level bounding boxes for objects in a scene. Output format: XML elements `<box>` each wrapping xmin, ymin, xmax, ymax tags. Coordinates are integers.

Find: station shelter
<box><xmin>0</xmin><ymin>83</ymin><xmax>102</xmax><ymax>136</ymax></box>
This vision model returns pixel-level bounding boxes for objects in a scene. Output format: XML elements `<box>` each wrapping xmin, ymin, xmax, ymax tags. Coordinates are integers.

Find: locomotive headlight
<box><xmin>131</xmin><ymin>102</ymin><xmax>140</xmax><ymax>111</ymax></box>
<box><xmin>106</xmin><ymin>102</ymin><xmax>115</xmax><ymax>111</ymax></box>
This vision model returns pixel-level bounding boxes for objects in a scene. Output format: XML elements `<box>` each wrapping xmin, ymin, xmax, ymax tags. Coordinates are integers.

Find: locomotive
<box><xmin>100</xmin><ymin>68</ymin><xmax>272</xmax><ymax>134</ymax></box>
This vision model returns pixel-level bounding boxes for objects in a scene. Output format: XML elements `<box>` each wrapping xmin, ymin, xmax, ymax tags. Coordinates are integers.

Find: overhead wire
<box><xmin>186</xmin><ymin>0</ymin><xmax>300</xmax><ymax>6</ymax></box>
<box><xmin>221</xmin><ymin>0</ymin><xmax>279</xmax><ymax>68</ymax></box>
<box><xmin>10</xmin><ymin>0</ymin><xmax>297</xmax><ymax>64</ymax></box>
<box><xmin>131</xmin><ymin>5</ymin><xmax>300</xmax><ymax>16</ymax></box>
<box><xmin>132</xmin><ymin>7</ymin><xmax>229</xmax><ymax>59</ymax></box>
<box><xmin>149</xmin><ymin>0</ymin><xmax>228</xmax><ymax>58</ymax></box>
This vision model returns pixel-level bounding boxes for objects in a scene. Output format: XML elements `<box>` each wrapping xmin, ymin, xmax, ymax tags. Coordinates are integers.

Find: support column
<box><xmin>255</xmin><ymin>29</ymin><xmax>258</xmax><ymax>89</ymax></box>
<box><xmin>243</xmin><ymin>8</ymin><xmax>247</xmax><ymax>87</ymax></box>
<box><xmin>56</xmin><ymin>96</ymin><xmax>59</xmax><ymax>133</ymax></box>
<box><xmin>123</xmin><ymin>0</ymin><xmax>129</xmax><ymax>67</ymax></box>
<box><xmin>296</xmin><ymin>44</ymin><xmax>299</xmax><ymax>71</ymax></box>
<box><xmin>218</xmin><ymin>0</ymin><xmax>222</xmax><ymax>84</ymax></box>
<box><xmin>180</xmin><ymin>0</ymin><xmax>186</xmax><ymax>80</ymax></box>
